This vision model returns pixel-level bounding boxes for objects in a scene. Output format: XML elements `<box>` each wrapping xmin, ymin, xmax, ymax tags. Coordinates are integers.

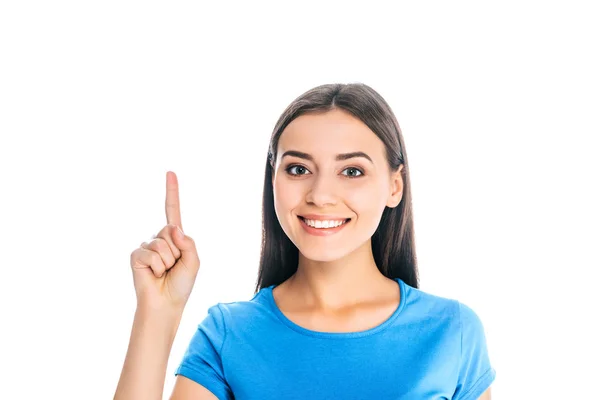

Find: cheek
<box><xmin>273</xmin><ymin>176</ymin><xmax>302</xmax><ymax>215</ymax></box>
<box><xmin>345</xmin><ymin>181</ymin><xmax>388</xmax><ymax>217</ymax></box>
<box><xmin>346</xmin><ymin>192</ymin><xmax>376</xmax><ymax>217</ymax></box>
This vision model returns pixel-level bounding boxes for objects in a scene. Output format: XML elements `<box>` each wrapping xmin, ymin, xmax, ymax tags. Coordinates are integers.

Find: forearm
<box><xmin>114</xmin><ymin>305</ymin><xmax>183</xmax><ymax>400</ymax></box>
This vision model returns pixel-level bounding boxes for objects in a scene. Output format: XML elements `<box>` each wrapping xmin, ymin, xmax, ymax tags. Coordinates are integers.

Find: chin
<box><xmin>297</xmin><ymin>245</ymin><xmax>353</xmax><ymax>263</ymax></box>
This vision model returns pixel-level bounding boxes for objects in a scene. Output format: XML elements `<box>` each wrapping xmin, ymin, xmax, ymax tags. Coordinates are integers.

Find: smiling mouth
<box><xmin>298</xmin><ymin>215</ymin><xmax>352</xmax><ymax>230</ymax></box>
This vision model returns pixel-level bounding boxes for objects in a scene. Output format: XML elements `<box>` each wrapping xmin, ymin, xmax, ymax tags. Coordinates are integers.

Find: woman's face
<box><xmin>272</xmin><ymin>109</ymin><xmax>403</xmax><ymax>262</ymax></box>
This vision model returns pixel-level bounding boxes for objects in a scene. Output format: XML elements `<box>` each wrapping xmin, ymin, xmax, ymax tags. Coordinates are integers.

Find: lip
<box><xmin>298</xmin><ymin>215</ymin><xmax>351</xmax><ymax>236</ymax></box>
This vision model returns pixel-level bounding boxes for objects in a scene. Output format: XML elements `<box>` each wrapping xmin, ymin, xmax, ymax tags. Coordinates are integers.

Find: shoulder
<box><xmin>186</xmin><ymin>289</ymin><xmax>273</xmax><ymax>356</ymax></box>
<box><xmin>403</xmin><ymin>283</ymin><xmax>486</xmax><ymax>321</ymax></box>
<box><xmin>206</xmin><ymin>287</ymin><xmax>275</xmax><ymax>332</ymax></box>
<box><xmin>220</xmin><ymin>286</ymin><xmax>272</xmax><ymax>314</ymax></box>
<box><xmin>403</xmin><ymin>285</ymin><xmax>495</xmax><ymax>397</ymax></box>
<box><xmin>402</xmin><ymin>283</ymin><xmax>462</xmax><ymax>319</ymax></box>
<box><xmin>401</xmin><ymin>283</ymin><xmax>491</xmax><ymax>342</ymax></box>
<box><xmin>456</xmin><ymin>301</ymin><xmax>487</xmax><ymax>335</ymax></box>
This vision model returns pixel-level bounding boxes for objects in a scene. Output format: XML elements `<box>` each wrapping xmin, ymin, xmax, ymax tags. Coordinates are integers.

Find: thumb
<box><xmin>172</xmin><ymin>226</ymin><xmax>200</xmax><ymax>268</ymax></box>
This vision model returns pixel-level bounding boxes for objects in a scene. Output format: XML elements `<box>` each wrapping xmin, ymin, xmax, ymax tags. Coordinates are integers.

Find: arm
<box><xmin>171</xmin><ymin>376</ymin><xmax>219</xmax><ymax>399</ymax></box>
<box><xmin>114</xmin><ymin>305</ymin><xmax>182</xmax><ymax>400</ymax></box>
<box><xmin>115</xmin><ymin>172</ymin><xmax>220</xmax><ymax>399</ymax></box>
<box><xmin>113</xmin><ymin>305</ymin><xmax>219</xmax><ymax>400</ymax></box>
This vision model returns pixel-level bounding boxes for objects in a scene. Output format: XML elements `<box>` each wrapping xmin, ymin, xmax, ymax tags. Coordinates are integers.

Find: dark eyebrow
<box><xmin>281</xmin><ymin>150</ymin><xmax>373</xmax><ymax>164</ymax></box>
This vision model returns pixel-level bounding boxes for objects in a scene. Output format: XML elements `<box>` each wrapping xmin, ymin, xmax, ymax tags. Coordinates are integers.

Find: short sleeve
<box><xmin>175</xmin><ymin>304</ymin><xmax>233</xmax><ymax>400</ymax></box>
<box><xmin>452</xmin><ymin>302</ymin><xmax>496</xmax><ymax>400</ymax></box>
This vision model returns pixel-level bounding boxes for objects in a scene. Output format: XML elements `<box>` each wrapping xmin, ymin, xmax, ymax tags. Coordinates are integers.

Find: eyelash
<box><xmin>284</xmin><ymin>164</ymin><xmax>365</xmax><ymax>178</ymax></box>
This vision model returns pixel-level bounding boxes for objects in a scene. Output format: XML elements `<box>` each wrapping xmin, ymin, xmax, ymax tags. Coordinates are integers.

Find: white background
<box><xmin>1</xmin><ymin>1</ymin><xmax>598</xmax><ymax>399</ymax></box>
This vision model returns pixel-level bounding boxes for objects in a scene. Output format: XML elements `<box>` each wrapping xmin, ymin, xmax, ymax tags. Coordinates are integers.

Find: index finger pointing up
<box><xmin>165</xmin><ymin>171</ymin><xmax>183</xmax><ymax>230</ymax></box>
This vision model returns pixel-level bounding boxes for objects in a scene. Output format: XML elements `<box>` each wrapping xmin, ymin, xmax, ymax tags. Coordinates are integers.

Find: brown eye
<box><xmin>341</xmin><ymin>167</ymin><xmax>364</xmax><ymax>178</ymax></box>
<box><xmin>286</xmin><ymin>165</ymin><xmax>310</xmax><ymax>176</ymax></box>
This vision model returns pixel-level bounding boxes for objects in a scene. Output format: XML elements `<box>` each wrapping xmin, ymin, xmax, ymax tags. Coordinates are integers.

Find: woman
<box><xmin>114</xmin><ymin>83</ymin><xmax>496</xmax><ymax>399</ymax></box>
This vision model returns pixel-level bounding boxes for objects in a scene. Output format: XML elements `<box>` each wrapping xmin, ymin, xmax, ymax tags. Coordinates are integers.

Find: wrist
<box><xmin>135</xmin><ymin>304</ymin><xmax>184</xmax><ymax>339</ymax></box>
<box><xmin>136</xmin><ymin>296</ymin><xmax>187</xmax><ymax>316</ymax></box>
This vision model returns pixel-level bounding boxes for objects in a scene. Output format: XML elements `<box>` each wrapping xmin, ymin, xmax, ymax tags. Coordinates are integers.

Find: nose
<box><xmin>305</xmin><ymin>173</ymin><xmax>339</xmax><ymax>208</ymax></box>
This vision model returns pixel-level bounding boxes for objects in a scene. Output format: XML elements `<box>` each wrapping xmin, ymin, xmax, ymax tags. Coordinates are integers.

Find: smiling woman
<box><xmin>114</xmin><ymin>83</ymin><xmax>496</xmax><ymax>400</ymax></box>
<box><xmin>268</xmin><ymin>108</ymin><xmax>406</xmax><ymax>274</ymax></box>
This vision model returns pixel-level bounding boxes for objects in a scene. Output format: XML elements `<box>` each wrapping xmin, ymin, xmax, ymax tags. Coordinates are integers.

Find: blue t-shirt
<box><xmin>175</xmin><ymin>278</ymin><xmax>495</xmax><ymax>399</ymax></box>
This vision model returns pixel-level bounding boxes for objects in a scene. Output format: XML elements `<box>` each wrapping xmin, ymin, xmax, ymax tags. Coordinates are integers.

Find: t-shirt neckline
<box><xmin>265</xmin><ymin>277</ymin><xmax>407</xmax><ymax>339</ymax></box>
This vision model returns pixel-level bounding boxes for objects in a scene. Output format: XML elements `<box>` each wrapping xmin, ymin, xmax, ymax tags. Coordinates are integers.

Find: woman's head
<box><xmin>255</xmin><ymin>83</ymin><xmax>418</xmax><ymax>292</ymax></box>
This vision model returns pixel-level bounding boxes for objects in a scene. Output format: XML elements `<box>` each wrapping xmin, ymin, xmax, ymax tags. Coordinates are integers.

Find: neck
<box><xmin>289</xmin><ymin>239</ymin><xmax>392</xmax><ymax>311</ymax></box>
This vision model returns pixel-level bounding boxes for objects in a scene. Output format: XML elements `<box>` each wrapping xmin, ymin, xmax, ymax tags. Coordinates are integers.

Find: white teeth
<box><xmin>303</xmin><ymin>218</ymin><xmax>347</xmax><ymax>229</ymax></box>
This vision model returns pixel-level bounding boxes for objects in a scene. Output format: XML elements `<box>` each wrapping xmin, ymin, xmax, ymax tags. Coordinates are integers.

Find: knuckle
<box><xmin>154</xmin><ymin>237</ymin><xmax>168</xmax><ymax>249</ymax></box>
<box><xmin>149</xmin><ymin>238</ymin><xmax>165</xmax><ymax>253</ymax></box>
<box><xmin>130</xmin><ymin>249</ymin><xmax>143</xmax><ymax>266</ymax></box>
<box><xmin>150</xmin><ymin>251</ymin><xmax>162</xmax><ymax>265</ymax></box>
<box><xmin>156</xmin><ymin>228</ymin><xmax>170</xmax><ymax>241</ymax></box>
<box><xmin>130</xmin><ymin>247</ymin><xmax>141</xmax><ymax>259</ymax></box>
<box><xmin>155</xmin><ymin>239</ymin><xmax>174</xmax><ymax>259</ymax></box>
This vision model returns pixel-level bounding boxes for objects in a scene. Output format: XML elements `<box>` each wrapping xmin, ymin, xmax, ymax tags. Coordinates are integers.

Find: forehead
<box><xmin>278</xmin><ymin>109</ymin><xmax>385</xmax><ymax>158</ymax></box>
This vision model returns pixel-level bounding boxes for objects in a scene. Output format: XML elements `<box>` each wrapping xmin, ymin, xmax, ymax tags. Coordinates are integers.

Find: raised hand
<box><xmin>129</xmin><ymin>171</ymin><xmax>200</xmax><ymax>311</ymax></box>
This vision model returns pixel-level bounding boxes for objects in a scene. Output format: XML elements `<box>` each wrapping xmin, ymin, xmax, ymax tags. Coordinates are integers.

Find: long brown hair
<box><xmin>254</xmin><ymin>83</ymin><xmax>419</xmax><ymax>293</ymax></box>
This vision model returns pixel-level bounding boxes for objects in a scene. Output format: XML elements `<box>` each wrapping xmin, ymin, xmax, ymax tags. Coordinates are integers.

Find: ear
<box><xmin>386</xmin><ymin>164</ymin><xmax>404</xmax><ymax>208</ymax></box>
